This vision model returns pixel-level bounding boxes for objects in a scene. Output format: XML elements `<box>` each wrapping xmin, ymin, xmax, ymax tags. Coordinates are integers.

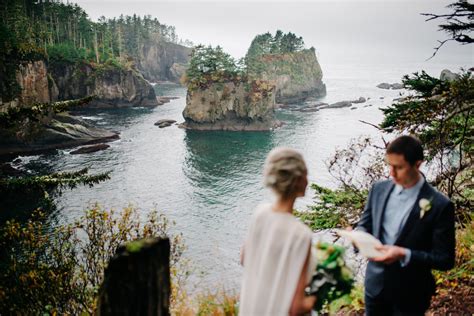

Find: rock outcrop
<box><xmin>15</xmin><ymin>60</ymin><xmax>58</xmax><ymax>105</ymax></box>
<box><xmin>325</xmin><ymin>100</ymin><xmax>352</xmax><ymax>109</ymax></box>
<box><xmin>154</xmin><ymin>119</ymin><xmax>176</xmax><ymax>128</ymax></box>
<box><xmin>1</xmin><ymin>60</ymin><xmax>58</xmax><ymax>109</ymax></box>
<box><xmin>249</xmin><ymin>48</ymin><xmax>326</xmax><ymax>104</ymax></box>
<box><xmin>136</xmin><ymin>35</ymin><xmax>191</xmax><ymax>83</ymax></box>
<box><xmin>70</xmin><ymin>143</ymin><xmax>110</xmax><ymax>155</ymax></box>
<box><xmin>0</xmin><ymin>113</ymin><xmax>119</xmax><ymax>157</ymax></box>
<box><xmin>351</xmin><ymin>97</ymin><xmax>366</xmax><ymax>104</ymax></box>
<box><xmin>49</xmin><ymin>61</ymin><xmax>158</xmax><ymax>108</ymax></box>
<box><xmin>377</xmin><ymin>82</ymin><xmax>404</xmax><ymax>90</ymax></box>
<box><xmin>0</xmin><ymin>60</ymin><xmax>125</xmax><ymax>157</ymax></box>
<box><xmin>181</xmin><ymin>80</ymin><xmax>280</xmax><ymax>131</ymax></box>
<box><xmin>1</xmin><ymin>60</ymin><xmax>159</xmax><ymax>109</ymax></box>
<box><xmin>440</xmin><ymin>69</ymin><xmax>460</xmax><ymax>82</ymax></box>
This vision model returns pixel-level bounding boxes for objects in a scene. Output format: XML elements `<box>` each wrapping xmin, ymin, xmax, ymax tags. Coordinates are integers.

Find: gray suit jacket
<box><xmin>357</xmin><ymin>179</ymin><xmax>455</xmax><ymax>308</ymax></box>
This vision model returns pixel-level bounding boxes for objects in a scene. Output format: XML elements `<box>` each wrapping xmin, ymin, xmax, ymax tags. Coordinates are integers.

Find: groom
<box><xmin>356</xmin><ymin>135</ymin><xmax>455</xmax><ymax>315</ymax></box>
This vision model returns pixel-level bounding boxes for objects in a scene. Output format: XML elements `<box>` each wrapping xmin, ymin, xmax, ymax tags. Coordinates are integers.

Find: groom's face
<box><xmin>386</xmin><ymin>153</ymin><xmax>421</xmax><ymax>187</ymax></box>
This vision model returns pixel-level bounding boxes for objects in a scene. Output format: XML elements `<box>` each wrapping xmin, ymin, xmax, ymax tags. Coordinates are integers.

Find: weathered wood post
<box><xmin>98</xmin><ymin>237</ymin><xmax>170</xmax><ymax>315</ymax></box>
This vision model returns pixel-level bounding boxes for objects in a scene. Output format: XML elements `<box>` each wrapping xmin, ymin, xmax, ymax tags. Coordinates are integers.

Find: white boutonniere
<box><xmin>419</xmin><ymin>198</ymin><xmax>432</xmax><ymax>219</ymax></box>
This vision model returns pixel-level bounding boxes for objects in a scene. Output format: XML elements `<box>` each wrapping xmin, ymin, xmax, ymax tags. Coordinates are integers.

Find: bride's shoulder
<box><xmin>249</xmin><ymin>203</ymin><xmax>272</xmax><ymax>221</ymax></box>
<box><xmin>291</xmin><ymin>219</ymin><xmax>313</xmax><ymax>238</ymax></box>
<box><xmin>254</xmin><ymin>202</ymin><xmax>272</xmax><ymax>214</ymax></box>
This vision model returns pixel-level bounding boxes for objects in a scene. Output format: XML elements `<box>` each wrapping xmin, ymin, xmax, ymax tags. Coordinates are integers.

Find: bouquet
<box><xmin>306</xmin><ymin>241</ymin><xmax>354</xmax><ymax>312</ymax></box>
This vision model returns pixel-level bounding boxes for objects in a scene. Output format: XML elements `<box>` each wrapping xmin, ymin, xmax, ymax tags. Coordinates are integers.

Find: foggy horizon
<box><xmin>72</xmin><ymin>0</ymin><xmax>472</xmax><ymax>68</ymax></box>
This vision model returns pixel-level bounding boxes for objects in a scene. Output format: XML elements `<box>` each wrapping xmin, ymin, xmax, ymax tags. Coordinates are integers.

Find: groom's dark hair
<box><xmin>386</xmin><ymin>135</ymin><xmax>424</xmax><ymax>165</ymax></box>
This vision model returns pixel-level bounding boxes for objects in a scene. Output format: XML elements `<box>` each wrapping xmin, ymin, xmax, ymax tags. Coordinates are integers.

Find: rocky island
<box><xmin>246</xmin><ymin>31</ymin><xmax>326</xmax><ymax>104</ymax></box>
<box><xmin>181</xmin><ymin>32</ymin><xmax>325</xmax><ymax>131</ymax></box>
<box><xmin>181</xmin><ymin>45</ymin><xmax>280</xmax><ymax>131</ymax></box>
<box><xmin>182</xmin><ymin>80</ymin><xmax>280</xmax><ymax>131</ymax></box>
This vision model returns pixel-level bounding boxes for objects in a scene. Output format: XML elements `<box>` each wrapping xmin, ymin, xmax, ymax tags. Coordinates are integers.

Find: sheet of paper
<box><xmin>336</xmin><ymin>229</ymin><xmax>384</xmax><ymax>258</ymax></box>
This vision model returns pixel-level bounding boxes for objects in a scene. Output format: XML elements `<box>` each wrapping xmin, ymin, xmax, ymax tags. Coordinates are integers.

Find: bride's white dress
<box><xmin>239</xmin><ymin>203</ymin><xmax>314</xmax><ymax>316</ymax></box>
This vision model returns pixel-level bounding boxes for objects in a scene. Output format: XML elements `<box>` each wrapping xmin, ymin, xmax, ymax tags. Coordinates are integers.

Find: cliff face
<box><xmin>49</xmin><ymin>61</ymin><xmax>158</xmax><ymax>108</ymax></box>
<box><xmin>249</xmin><ymin>48</ymin><xmax>326</xmax><ymax>104</ymax></box>
<box><xmin>15</xmin><ymin>61</ymin><xmax>58</xmax><ymax>105</ymax></box>
<box><xmin>137</xmin><ymin>35</ymin><xmax>191</xmax><ymax>83</ymax></box>
<box><xmin>1</xmin><ymin>60</ymin><xmax>158</xmax><ymax>110</ymax></box>
<box><xmin>0</xmin><ymin>60</ymin><xmax>131</xmax><ymax>156</ymax></box>
<box><xmin>0</xmin><ymin>60</ymin><xmax>58</xmax><ymax>110</ymax></box>
<box><xmin>182</xmin><ymin>80</ymin><xmax>280</xmax><ymax>131</ymax></box>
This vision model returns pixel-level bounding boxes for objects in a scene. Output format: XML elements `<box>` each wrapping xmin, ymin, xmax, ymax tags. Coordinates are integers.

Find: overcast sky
<box><xmin>72</xmin><ymin>0</ymin><xmax>473</xmax><ymax>66</ymax></box>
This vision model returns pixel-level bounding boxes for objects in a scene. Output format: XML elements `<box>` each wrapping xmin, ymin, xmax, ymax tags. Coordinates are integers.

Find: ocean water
<box><xmin>9</xmin><ymin>59</ymin><xmax>469</xmax><ymax>290</ymax></box>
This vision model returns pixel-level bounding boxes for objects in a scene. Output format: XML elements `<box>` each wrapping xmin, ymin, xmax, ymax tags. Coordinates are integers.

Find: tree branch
<box><xmin>359</xmin><ymin>120</ymin><xmax>385</xmax><ymax>131</ymax></box>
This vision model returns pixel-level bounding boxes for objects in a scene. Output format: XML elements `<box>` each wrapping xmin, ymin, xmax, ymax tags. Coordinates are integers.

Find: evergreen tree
<box><xmin>422</xmin><ymin>0</ymin><xmax>474</xmax><ymax>57</ymax></box>
<box><xmin>185</xmin><ymin>45</ymin><xmax>243</xmax><ymax>90</ymax></box>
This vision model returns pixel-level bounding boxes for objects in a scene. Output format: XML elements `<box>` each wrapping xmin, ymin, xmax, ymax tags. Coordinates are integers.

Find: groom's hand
<box><xmin>370</xmin><ymin>245</ymin><xmax>407</xmax><ymax>264</ymax></box>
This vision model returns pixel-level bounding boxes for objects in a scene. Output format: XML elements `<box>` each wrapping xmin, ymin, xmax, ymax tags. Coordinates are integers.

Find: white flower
<box><xmin>419</xmin><ymin>198</ymin><xmax>432</xmax><ymax>219</ymax></box>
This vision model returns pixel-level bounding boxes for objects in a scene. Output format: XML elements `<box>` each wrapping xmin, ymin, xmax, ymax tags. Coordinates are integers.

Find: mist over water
<box><xmin>12</xmin><ymin>0</ymin><xmax>472</xmax><ymax>290</ymax></box>
<box><xmin>75</xmin><ymin>0</ymin><xmax>472</xmax><ymax>66</ymax></box>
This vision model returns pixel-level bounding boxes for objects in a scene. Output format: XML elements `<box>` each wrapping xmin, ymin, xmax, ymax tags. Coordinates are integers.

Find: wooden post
<box><xmin>98</xmin><ymin>238</ymin><xmax>170</xmax><ymax>316</ymax></box>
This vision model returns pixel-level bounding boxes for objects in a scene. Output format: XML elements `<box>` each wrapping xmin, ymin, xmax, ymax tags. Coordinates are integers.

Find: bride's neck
<box><xmin>273</xmin><ymin>196</ymin><xmax>296</xmax><ymax>214</ymax></box>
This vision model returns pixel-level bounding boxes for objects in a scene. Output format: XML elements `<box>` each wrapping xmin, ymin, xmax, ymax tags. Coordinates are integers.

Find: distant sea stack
<box><xmin>249</xmin><ymin>48</ymin><xmax>326</xmax><ymax>104</ymax></box>
<box><xmin>182</xmin><ymin>80</ymin><xmax>280</xmax><ymax>131</ymax></box>
<box><xmin>245</xmin><ymin>31</ymin><xmax>326</xmax><ymax>104</ymax></box>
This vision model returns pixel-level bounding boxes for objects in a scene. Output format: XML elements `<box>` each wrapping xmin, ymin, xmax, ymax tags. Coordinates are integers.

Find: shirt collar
<box><xmin>393</xmin><ymin>175</ymin><xmax>425</xmax><ymax>195</ymax></box>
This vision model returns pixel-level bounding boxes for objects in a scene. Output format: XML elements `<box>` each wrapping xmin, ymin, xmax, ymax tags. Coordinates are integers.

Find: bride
<box><xmin>239</xmin><ymin>147</ymin><xmax>317</xmax><ymax>315</ymax></box>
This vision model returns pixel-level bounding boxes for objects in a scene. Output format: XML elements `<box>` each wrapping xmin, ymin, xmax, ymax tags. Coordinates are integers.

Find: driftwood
<box><xmin>98</xmin><ymin>238</ymin><xmax>170</xmax><ymax>316</ymax></box>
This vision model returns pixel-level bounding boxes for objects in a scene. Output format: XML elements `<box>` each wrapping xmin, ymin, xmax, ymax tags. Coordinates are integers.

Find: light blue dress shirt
<box><xmin>382</xmin><ymin>176</ymin><xmax>425</xmax><ymax>266</ymax></box>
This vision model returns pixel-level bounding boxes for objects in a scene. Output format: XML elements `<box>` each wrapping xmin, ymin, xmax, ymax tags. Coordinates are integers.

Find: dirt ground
<box><xmin>427</xmin><ymin>277</ymin><xmax>474</xmax><ymax>316</ymax></box>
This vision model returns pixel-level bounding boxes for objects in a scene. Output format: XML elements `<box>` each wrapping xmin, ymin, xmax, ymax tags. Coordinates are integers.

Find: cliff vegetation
<box><xmin>245</xmin><ymin>31</ymin><xmax>326</xmax><ymax>103</ymax></box>
<box><xmin>0</xmin><ymin>0</ymin><xmax>189</xmax><ymax>106</ymax></box>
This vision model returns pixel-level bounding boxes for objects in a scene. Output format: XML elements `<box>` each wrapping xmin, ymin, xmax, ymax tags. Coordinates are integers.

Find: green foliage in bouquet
<box><xmin>308</xmin><ymin>242</ymin><xmax>354</xmax><ymax>312</ymax></box>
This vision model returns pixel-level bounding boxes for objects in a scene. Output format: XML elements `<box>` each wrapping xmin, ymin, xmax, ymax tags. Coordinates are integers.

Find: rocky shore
<box><xmin>0</xmin><ymin>114</ymin><xmax>119</xmax><ymax>158</ymax></box>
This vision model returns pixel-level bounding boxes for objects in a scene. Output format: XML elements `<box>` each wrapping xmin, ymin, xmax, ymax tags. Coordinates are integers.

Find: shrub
<box><xmin>0</xmin><ymin>205</ymin><xmax>187</xmax><ymax>315</ymax></box>
<box><xmin>295</xmin><ymin>184</ymin><xmax>368</xmax><ymax>230</ymax></box>
<box><xmin>296</xmin><ymin>137</ymin><xmax>385</xmax><ymax>230</ymax></box>
<box><xmin>434</xmin><ymin>213</ymin><xmax>474</xmax><ymax>283</ymax></box>
<box><xmin>47</xmin><ymin>43</ymin><xmax>88</xmax><ymax>64</ymax></box>
<box><xmin>195</xmin><ymin>289</ymin><xmax>239</xmax><ymax>316</ymax></box>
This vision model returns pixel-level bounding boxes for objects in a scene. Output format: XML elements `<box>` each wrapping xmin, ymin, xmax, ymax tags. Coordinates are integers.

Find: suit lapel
<box><xmin>376</xmin><ymin>182</ymin><xmax>395</xmax><ymax>240</ymax></box>
<box><xmin>395</xmin><ymin>181</ymin><xmax>432</xmax><ymax>245</ymax></box>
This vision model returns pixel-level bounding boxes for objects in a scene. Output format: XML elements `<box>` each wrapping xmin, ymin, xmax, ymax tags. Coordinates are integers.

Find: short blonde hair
<box><xmin>263</xmin><ymin>147</ymin><xmax>307</xmax><ymax>198</ymax></box>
